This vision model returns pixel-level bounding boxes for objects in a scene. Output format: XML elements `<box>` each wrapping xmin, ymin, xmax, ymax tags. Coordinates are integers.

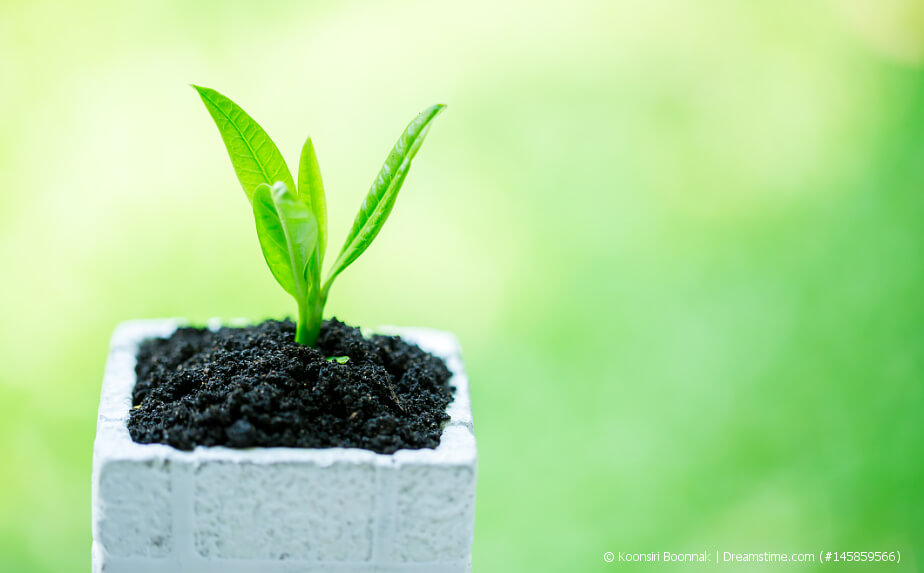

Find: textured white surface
<box><xmin>92</xmin><ymin>320</ymin><xmax>476</xmax><ymax>573</ymax></box>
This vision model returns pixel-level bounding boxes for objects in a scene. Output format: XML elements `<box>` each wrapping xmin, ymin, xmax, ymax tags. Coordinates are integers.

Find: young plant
<box><xmin>193</xmin><ymin>85</ymin><xmax>445</xmax><ymax>346</ymax></box>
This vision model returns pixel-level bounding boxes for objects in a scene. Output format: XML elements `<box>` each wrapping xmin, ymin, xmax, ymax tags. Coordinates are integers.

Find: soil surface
<box><xmin>128</xmin><ymin>319</ymin><xmax>454</xmax><ymax>453</ymax></box>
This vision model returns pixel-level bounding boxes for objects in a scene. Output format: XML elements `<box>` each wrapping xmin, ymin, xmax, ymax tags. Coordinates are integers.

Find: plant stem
<box><xmin>319</xmin><ymin>279</ymin><xmax>332</xmax><ymax>308</ymax></box>
<box><xmin>295</xmin><ymin>297</ymin><xmax>323</xmax><ymax>346</ymax></box>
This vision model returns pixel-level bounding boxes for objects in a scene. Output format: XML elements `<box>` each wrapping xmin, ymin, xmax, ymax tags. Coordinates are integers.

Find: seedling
<box><xmin>193</xmin><ymin>85</ymin><xmax>445</xmax><ymax>346</ymax></box>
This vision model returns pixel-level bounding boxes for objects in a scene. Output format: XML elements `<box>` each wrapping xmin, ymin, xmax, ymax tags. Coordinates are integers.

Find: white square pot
<box><xmin>92</xmin><ymin>319</ymin><xmax>476</xmax><ymax>573</ymax></box>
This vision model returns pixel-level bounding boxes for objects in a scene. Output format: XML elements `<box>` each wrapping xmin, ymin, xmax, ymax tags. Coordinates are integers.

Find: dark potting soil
<box><xmin>128</xmin><ymin>319</ymin><xmax>454</xmax><ymax>453</ymax></box>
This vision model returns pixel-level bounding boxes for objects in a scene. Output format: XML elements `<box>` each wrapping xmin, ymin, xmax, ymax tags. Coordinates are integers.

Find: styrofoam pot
<box><xmin>92</xmin><ymin>320</ymin><xmax>476</xmax><ymax>573</ymax></box>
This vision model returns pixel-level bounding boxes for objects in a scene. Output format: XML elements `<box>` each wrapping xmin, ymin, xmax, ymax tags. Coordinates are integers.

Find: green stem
<box><xmin>319</xmin><ymin>280</ymin><xmax>331</xmax><ymax>309</ymax></box>
<box><xmin>295</xmin><ymin>297</ymin><xmax>323</xmax><ymax>346</ymax></box>
<box><xmin>295</xmin><ymin>244</ymin><xmax>325</xmax><ymax>346</ymax></box>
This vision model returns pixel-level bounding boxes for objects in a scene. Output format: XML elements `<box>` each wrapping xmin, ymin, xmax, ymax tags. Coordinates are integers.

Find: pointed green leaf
<box><xmin>253</xmin><ymin>182</ymin><xmax>318</xmax><ymax>297</ymax></box>
<box><xmin>272</xmin><ymin>182</ymin><xmax>317</xmax><ymax>288</ymax></box>
<box><xmin>193</xmin><ymin>85</ymin><xmax>296</xmax><ymax>203</ymax></box>
<box><xmin>252</xmin><ymin>184</ymin><xmax>296</xmax><ymax>296</ymax></box>
<box><xmin>298</xmin><ymin>137</ymin><xmax>328</xmax><ymax>264</ymax></box>
<box><xmin>323</xmin><ymin>104</ymin><xmax>446</xmax><ymax>298</ymax></box>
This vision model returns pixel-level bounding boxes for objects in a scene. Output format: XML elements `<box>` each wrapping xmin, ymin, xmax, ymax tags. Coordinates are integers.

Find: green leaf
<box><xmin>193</xmin><ymin>85</ymin><xmax>296</xmax><ymax>203</ymax></box>
<box><xmin>252</xmin><ymin>184</ymin><xmax>297</xmax><ymax>296</ymax></box>
<box><xmin>323</xmin><ymin>104</ymin><xmax>446</xmax><ymax>298</ymax></box>
<box><xmin>253</xmin><ymin>182</ymin><xmax>318</xmax><ymax>298</ymax></box>
<box><xmin>272</xmin><ymin>182</ymin><xmax>318</xmax><ymax>288</ymax></box>
<box><xmin>325</xmin><ymin>355</ymin><xmax>350</xmax><ymax>364</ymax></box>
<box><xmin>298</xmin><ymin>137</ymin><xmax>328</xmax><ymax>264</ymax></box>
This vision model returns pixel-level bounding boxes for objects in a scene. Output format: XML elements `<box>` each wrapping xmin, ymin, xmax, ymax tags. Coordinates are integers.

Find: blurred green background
<box><xmin>1</xmin><ymin>0</ymin><xmax>923</xmax><ymax>571</ymax></box>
